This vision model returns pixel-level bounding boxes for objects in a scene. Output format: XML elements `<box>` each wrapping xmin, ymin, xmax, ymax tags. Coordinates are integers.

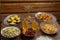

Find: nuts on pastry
<box><xmin>41</xmin><ymin>24</ymin><xmax>58</xmax><ymax>34</ymax></box>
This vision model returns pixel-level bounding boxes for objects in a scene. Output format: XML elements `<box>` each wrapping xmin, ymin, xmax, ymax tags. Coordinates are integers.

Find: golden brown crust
<box><xmin>38</xmin><ymin>14</ymin><xmax>52</xmax><ymax>22</ymax></box>
<box><xmin>41</xmin><ymin>24</ymin><xmax>58</xmax><ymax>34</ymax></box>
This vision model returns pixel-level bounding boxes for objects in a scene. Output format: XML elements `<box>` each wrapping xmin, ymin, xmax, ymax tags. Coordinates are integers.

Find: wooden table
<box><xmin>0</xmin><ymin>13</ymin><xmax>60</xmax><ymax>40</ymax></box>
<box><xmin>0</xmin><ymin>0</ymin><xmax>60</xmax><ymax>40</ymax></box>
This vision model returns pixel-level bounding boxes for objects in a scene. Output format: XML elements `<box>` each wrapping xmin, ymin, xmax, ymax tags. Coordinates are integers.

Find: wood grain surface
<box><xmin>1</xmin><ymin>2</ymin><xmax>60</xmax><ymax>13</ymax></box>
<box><xmin>0</xmin><ymin>0</ymin><xmax>60</xmax><ymax>3</ymax></box>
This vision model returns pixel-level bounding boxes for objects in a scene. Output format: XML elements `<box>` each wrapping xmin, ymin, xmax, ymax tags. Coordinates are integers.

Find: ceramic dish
<box><xmin>4</xmin><ymin>14</ymin><xmax>21</xmax><ymax>26</ymax></box>
<box><xmin>35</xmin><ymin>12</ymin><xmax>57</xmax><ymax>22</ymax></box>
<box><xmin>1</xmin><ymin>26</ymin><xmax>21</xmax><ymax>38</ymax></box>
<box><xmin>35</xmin><ymin>35</ymin><xmax>53</xmax><ymax>40</ymax></box>
<box><xmin>40</xmin><ymin>22</ymin><xmax>58</xmax><ymax>34</ymax></box>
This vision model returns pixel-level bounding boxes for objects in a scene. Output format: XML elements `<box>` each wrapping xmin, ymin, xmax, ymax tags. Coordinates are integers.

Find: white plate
<box><xmin>35</xmin><ymin>35</ymin><xmax>53</xmax><ymax>40</ymax></box>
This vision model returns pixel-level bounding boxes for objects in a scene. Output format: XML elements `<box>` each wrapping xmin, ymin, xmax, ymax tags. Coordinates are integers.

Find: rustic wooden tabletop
<box><xmin>0</xmin><ymin>0</ymin><xmax>60</xmax><ymax>40</ymax></box>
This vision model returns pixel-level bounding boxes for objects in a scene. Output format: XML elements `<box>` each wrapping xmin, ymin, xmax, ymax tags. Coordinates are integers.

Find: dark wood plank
<box><xmin>58</xmin><ymin>21</ymin><xmax>60</xmax><ymax>24</ymax></box>
<box><xmin>0</xmin><ymin>0</ymin><xmax>60</xmax><ymax>3</ymax></box>
<box><xmin>1</xmin><ymin>2</ymin><xmax>60</xmax><ymax>13</ymax></box>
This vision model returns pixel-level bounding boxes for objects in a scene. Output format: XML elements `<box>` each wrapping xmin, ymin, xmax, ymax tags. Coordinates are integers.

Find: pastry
<box><xmin>38</xmin><ymin>14</ymin><xmax>52</xmax><ymax>22</ymax></box>
<box><xmin>41</xmin><ymin>24</ymin><xmax>58</xmax><ymax>34</ymax></box>
<box><xmin>7</xmin><ymin>15</ymin><xmax>21</xmax><ymax>25</ymax></box>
